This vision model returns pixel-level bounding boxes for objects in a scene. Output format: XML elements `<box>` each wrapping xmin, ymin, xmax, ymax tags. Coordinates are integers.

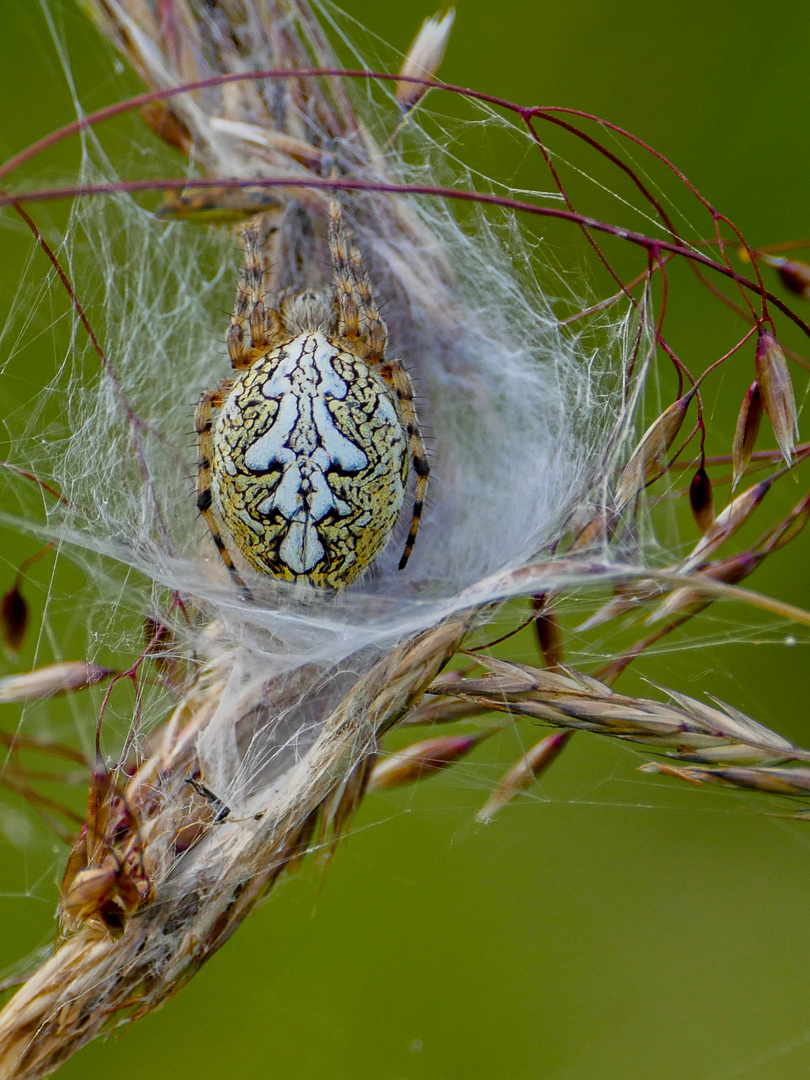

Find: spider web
<box><xmin>1</xmin><ymin>3</ymin><xmax>810</xmax><ymax>1079</ymax></box>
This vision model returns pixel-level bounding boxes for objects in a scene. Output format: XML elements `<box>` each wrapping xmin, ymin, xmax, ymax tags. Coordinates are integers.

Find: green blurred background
<box><xmin>3</xmin><ymin>1</ymin><xmax>810</xmax><ymax>1078</ymax></box>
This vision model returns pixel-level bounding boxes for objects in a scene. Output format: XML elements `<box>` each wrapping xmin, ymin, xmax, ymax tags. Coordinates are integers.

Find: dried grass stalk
<box><xmin>0</xmin><ymin>615</ymin><xmax>471</xmax><ymax>1078</ymax></box>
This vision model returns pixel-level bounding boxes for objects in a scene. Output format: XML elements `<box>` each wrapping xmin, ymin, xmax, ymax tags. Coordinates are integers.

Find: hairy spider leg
<box><xmin>347</xmin><ymin>232</ymin><xmax>387</xmax><ymax>362</ymax></box>
<box><xmin>328</xmin><ymin>197</ymin><xmax>362</xmax><ymax>344</ymax></box>
<box><xmin>329</xmin><ymin>199</ymin><xmax>430</xmax><ymax>570</ymax></box>
<box><xmin>382</xmin><ymin>357</ymin><xmax>429</xmax><ymax>570</ymax></box>
<box><xmin>227</xmin><ymin>228</ymin><xmax>280</xmax><ymax>368</ymax></box>
<box><xmin>196</xmin><ymin>382</ymin><xmax>249</xmax><ymax>594</ymax></box>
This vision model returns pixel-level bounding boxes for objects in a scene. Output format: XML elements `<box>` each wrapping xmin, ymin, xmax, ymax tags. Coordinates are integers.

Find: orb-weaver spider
<box><xmin>195</xmin><ymin>198</ymin><xmax>428</xmax><ymax>591</ymax></box>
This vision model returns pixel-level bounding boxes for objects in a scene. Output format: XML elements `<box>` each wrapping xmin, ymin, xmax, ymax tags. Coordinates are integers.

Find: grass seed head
<box><xmin>755</xmin><ymin>329</ymin><xmax>799</xmax><ymax>467</ymax></box>
<box><xmin>396</xmin><ymin>9</ymin><xmax>455</xmax><ymax>111</ymax></box>
<box><xmin>731</xmin><ymin>380</ymin><xmax>763</xmax><ymax>491</ymax></box>
<box><xmin>476</xmin><ymin>730</ymin><xmax>574</xmax><ymax>823</ymax></box>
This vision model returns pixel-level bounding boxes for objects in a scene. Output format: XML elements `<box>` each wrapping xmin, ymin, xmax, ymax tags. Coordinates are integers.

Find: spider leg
<box><xmin>328</xmin><ymin>198</ymin><xmax>362</xmax><ymax>343</ymax></box>
<box><xmin>329</xmin><ymin>199</ymin><xmax>429</xmax><ymax>567</ymax></box>
<box><xmin>348</xmin><ymin>238</ymin><xmax>387</xmax><ymax>361</ymax></box>
<box><xmin>196</xmin><ymin>384</ymin><xmax>249</xmax><ymax>594</ymax></box>
<box><xmin>227</xmin><ymin>228</ymin><xmax>280</xmax><ymax>369</ymax></box>
<box><xmin>378</xmin><ymin>358</ymin><xmax>430</xmax><ymax>570</ymax></box>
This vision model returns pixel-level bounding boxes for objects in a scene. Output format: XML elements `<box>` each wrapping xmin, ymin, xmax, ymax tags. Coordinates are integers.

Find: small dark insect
<box><xmin>185</xmin><ymin>776</ymin><xmax>231</xmax><ymax>823</ymax></box>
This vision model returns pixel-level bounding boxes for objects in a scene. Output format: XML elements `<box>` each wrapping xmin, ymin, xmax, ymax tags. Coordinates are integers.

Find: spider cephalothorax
<box><xmin>196</xmin><ymin>200</ymin><xmax>428</xmax><ymax>591</ymax></box>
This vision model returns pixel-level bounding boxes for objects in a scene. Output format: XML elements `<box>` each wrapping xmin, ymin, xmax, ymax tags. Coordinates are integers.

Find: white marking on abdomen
<box><xmin>243</xmin><ymin>334</ymin><xmax>367</xmax><ymax>573</ymax></box>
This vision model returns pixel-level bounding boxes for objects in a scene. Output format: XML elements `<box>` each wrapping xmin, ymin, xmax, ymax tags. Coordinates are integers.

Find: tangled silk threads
<box><xmin>1</xmin><ymin>1</ymin><xmax>638</xmax><ymax>813</ymax></box>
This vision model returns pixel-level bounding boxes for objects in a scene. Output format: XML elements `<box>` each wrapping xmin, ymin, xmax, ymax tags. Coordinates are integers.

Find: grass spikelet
<box><xmin>0</xmin><ymin>586</ymin><xmax>27</xmax><ymax>657</ymax></box>
<box><xmin>476</xmin><ymin>730</ymin><xmax>574</xmax><ymax>823</ymax></box>
<box><xmin>614</xmin><ymin>391</ymin><xmax>693</xmax><ymax>511</ymax></box>
<box><xmin>755</xmin><ymin>329</ymin><xmax>799</xmax><ymax>466</ymax></box>
<box><xmin>368</xmin><ymin>729</ymin><xmax>492</xmax><ymax>792</ymax></box>
<box><xmin>395</xmin><ymin>9</ymin><xmax>455</xmax><ymax>112</ymax></box>
<box><xmin>731</xmin><ymin>380</ymin><xmax>763</xmax><ymax>490</ymax></box>
<box><xmin>0</xmin><ymin>663</ymin><xmax>114</xmax><ymax>703</ymax></box>
<box><xmin>681</xmin><ymin>479</ymin><xmax>771</xmax><ymax>572</ymax></box>
<box><xmin>689</xmin><ymin>467</ymin><xmax>715</xmax><ymax>533</ymax></box>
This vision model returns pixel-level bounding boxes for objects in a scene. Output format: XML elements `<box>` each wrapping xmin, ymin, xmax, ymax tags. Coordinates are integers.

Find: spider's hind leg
<box><xmin>328</xmin><ymin>198</ymin><xmax>430</xmax><ymax>569</ymax></box>
<box><xmin>380</xmin><ymin>358</ymin><xmax>430</xmax><ymax>571</ymax></box>
<box><xmin>196</xmin><ymin>384</ymin><xmax>250</xmax><ymax>595</ymax></box>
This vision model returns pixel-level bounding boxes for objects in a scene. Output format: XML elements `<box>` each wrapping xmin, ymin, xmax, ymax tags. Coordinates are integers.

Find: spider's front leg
<box><xmin>196</xmin><ymin>382</ymin><xmax>249</xmax><ymax>594</ymax></box>
<box><xmin>328</xmin><ymin>198</ymin><xmax>430</xmax><ymax>570</ymax></box>
<box><xmin>227</xmin><ymin>227</ymin><xmax>280</xmax><ymax>369</ymax></box>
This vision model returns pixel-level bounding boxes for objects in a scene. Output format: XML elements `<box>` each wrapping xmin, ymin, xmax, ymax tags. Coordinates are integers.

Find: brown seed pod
<box><xmin>533</xmin><ymin>594</ymin><xmax>564</xmax><ymax>670</ymax></box>
<box><xmin>762</xmin><ymin>255</ymin><xmax>810</xmax><ymax>298</ymax></box>
<box><xmin>1</xmin><ymin>585</ymin><xmax>27</xmax><ymax>655</ymax></box>
<box><xmin>689</xmin><ymin>468</ymin><xmax>715</xmax><ymax>534</ymax></box>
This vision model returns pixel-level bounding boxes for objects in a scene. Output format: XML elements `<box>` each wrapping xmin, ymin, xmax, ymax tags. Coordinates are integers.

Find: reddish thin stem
<box><xmin>559</xmin><ymin>257</ymin><xmax>674</xmax><ymax>326</ymax></box>
<box><xmin>0</xmin><ymin>69</ymin><xmax>511</xmax><ymax>184</ymax></box>
<box><xmin>692</xmin><ymin>325</ymin><xmax>759</xmax><ymax>389</ymax></box>
<box><xmin>13</xmin><ymin>543</ymin><xmax>54</xmax><ymax>589</ymax></box>
<box><xmin>0</xmin><ymin>461</ymin><xmax>69</xmax><ymax>505</ymax></box>
<box><xmin>523</xmin><ymin>111</ymin><xmax>681</xmax><ymax>244</ymax></box>
<box><xmin>4</xmin><ymin>175</ymin><xmax>808</xmax><ymax>339</ymax></box>
<box><xmin>527</xmin><ymin>123</ymin><xmax>631</xmax><ymax>307</ymax></box>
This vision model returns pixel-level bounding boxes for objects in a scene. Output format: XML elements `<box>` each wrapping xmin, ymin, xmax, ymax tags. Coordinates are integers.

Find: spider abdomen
<box><xmin>211</xmin><ymin>331</ymin><xmax>408</xmax><ymax>588</ymax></box>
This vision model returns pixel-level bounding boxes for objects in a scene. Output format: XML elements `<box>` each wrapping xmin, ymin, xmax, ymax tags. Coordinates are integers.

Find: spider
<box><xmin>196</xmin><ymin>198</ymin><xmax>429</xmax><ymax>591</ymax></box>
